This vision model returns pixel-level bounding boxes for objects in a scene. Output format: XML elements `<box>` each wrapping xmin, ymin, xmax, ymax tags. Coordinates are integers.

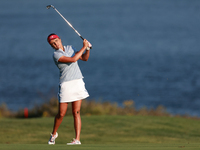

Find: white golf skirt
<box><xmin>58</xmin><ymin>78</ymin><xmax>89</xmax><ymax>103</ymax></box>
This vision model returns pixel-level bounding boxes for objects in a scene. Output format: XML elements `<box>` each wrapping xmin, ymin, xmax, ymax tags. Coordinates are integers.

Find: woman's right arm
<box><xmin>58</xmin><ymin>39</ymin><xmax>89</xmax><ymax>63</ymax></box>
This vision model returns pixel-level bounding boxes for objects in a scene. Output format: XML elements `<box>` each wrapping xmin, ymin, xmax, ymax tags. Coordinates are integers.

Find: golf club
<box><xmin>46</xmin><ymin>5</ymin><xmax>92</xmax><ymax>49</ymax></box>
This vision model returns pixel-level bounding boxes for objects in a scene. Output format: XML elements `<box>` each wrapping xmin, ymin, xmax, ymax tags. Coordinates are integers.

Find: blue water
<box><xmin>1</xmin><ymin>0</ymin><xmax>200</xmax><ymax>116</ymax></box>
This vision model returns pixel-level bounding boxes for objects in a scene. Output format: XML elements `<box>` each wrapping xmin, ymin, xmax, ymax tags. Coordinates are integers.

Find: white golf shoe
<box><xmin>48</xmin><ymin>132</ymin><xmax>58</xmax><ymax>145</ymax></box>
<box><xmin>67</xmin><ymin>138</ymin><xmax>81</xmax><ymax>145</ymax></box>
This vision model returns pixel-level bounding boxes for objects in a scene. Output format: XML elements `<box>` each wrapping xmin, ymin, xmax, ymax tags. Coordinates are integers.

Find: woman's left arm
<box><xmin>79</xmin><ymin>50</ymin><xmax>90</xmax><ymax>61</ymax></box>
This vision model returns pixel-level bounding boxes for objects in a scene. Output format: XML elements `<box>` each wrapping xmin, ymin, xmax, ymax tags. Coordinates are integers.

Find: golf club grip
<box><xmin>80</xmin><ymin>36</ymin><xmax>84</xmax><ymax>40</ymax></box>
<box><xmin>80</xmin><ymin>36</ymin><xmax>92</xmax><ymax>49</ymax></box>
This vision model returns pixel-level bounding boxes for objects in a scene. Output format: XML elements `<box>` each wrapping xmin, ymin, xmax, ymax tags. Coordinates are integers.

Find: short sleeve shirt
<box><xmin>53</xmin><ymin>45</ymin><xmax>83</xmax><ymax>83</ymax></box>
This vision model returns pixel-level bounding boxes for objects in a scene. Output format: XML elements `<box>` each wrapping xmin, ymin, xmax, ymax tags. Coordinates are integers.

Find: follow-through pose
<box><xmin>47</xmin><ymin>33</ymin><xmax>91</xmax><ymax>145</ymax></box>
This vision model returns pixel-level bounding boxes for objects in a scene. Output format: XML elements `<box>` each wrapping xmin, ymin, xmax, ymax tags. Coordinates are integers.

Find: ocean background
<box><xmin>1</xmin><ymin>0</ymin><xmax>200</xmax><ymax>116</ymax></box>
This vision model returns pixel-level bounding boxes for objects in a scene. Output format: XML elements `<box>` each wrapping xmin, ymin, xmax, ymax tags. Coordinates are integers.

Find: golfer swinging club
<box><xmin>47</xmin><ymin>33</ymin><xmax>91</xmax><ymax>145</ymax></box>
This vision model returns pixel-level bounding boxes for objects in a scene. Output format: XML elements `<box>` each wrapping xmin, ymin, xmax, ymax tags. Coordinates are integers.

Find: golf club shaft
<box><xmin>52</xmin><ymin>7</ymin><xmax>84</xmax><ymax>40</ymax></box>
<box><xmin>47</xmin><ymin>5</ymin><xmax>92</xmax><ymax>49</ymax></box>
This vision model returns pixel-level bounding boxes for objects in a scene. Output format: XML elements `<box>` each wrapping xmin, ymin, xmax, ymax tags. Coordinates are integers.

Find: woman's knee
<box><xmin>72</xmin><ymin>110</ymin><xmax>81</xmax><ymax>117</ymax></box>
<box><xmin>57</xmin><ymin>111</ymin><xmax>66</xmax><ymax>118</ymax></box>
<box><xmin>57</xmin><ymin>103</ymin><xmax>68</xmax><ymax>118</ymax></box>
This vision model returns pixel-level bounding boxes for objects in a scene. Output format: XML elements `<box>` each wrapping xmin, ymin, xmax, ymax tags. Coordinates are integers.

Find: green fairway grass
<box><xmin>0</xmin><ymin>115</ymin><xmax>200</xmax><ymax>150</ymax></box>
<box><xmin>0</xmin><ymin>143</ymin><xmax>200</xmax><ymax>150</ymax></box>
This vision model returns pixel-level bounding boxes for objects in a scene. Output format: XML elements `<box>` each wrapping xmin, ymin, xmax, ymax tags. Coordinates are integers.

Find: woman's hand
<box><xmin>83</xmin><ymin>39</ymin><xmax>89</xmax><ymax>48</ymax></box>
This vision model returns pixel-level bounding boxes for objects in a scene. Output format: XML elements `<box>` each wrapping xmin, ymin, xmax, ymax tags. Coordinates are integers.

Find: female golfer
<box><xmin>47</xmin><ymin>33</ymin><xmax>90</xmax><ymax>145</ymax></box>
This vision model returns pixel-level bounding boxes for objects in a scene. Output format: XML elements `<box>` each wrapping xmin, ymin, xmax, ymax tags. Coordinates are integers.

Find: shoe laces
<box><xmin>70</xmin><ymin>138</ymin><xmax>79</xmax><ymax>144</ymax></box>
<box><xmin>50</xmin><ymin>133</ymin><xmax>56</xmax><ymax>141</ymax></box>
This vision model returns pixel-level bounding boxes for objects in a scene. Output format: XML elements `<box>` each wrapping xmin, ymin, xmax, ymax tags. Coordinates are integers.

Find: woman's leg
<box><xmin>72</xmin><ymin>100</ymin><xmax>82</xmax><ymax>141</ymax></box>
<box><xmin>52</xmin><ymin>102</ymin><xmax>68</xmax><ymax>135</ymax></box>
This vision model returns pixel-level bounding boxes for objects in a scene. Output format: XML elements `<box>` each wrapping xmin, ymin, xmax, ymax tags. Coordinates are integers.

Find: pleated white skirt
<box><xmin>58</xmin><ymin>78</ymin><xmax>89</xmax><ymax>103</ymax></box>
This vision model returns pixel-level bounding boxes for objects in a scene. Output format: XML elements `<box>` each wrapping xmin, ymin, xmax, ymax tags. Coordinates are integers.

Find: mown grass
<box><xmin>1</xmin><ymin>116</ymin><xmax>200</xmax><ymax>144</ymax></box>
<box><xmin>1</xmin><ymin>99</ymin><xmax>200</xmax><ymax>150</ymax></box>
<box><xmin>1</xmin><ymin>143</ymin><xmax>200</xmax><ymax>150</ymax></box>
<box><xmin>1</xmin><ymin>116</ymin><xmax>200</xmax><ymax>150</ymax></box>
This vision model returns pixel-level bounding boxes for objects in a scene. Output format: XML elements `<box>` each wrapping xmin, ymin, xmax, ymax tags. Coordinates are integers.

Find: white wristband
<box><xmin>86</xmin><ymin>47</ymin><xmax>90</xmax><ymax>50</ymax></box>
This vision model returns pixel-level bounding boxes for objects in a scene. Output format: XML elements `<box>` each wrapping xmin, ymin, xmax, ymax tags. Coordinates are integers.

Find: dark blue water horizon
<box><xmin>1</xmin><ymin>0</ymin><xmax>200</xmax><ymax>116</ymax></box>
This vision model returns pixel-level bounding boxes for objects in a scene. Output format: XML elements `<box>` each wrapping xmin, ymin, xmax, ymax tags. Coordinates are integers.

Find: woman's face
<box><xmin>49</xmin><ymin>38</ymin><xmax>63</xmax><ymax>50</ymax></box>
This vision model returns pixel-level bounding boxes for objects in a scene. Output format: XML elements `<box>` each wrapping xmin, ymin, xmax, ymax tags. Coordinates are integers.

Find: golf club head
<box><xmin>46</xmin><ymin>5</ymin><xmax>55</xmax><ymax>9</ymax></box>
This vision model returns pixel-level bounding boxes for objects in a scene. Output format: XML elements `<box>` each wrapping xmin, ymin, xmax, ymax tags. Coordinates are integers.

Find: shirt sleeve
<box><xmin>53</xmin><ymin>50</ymin><xmax>63</xmax><ymax>62</ymax></box>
